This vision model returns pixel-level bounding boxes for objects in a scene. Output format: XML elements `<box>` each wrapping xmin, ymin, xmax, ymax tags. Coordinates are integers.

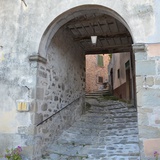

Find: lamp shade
<box><xmin>91</xmin><ymin>36</ymin><xmax>97</xmax><ymax>44</ymax></box>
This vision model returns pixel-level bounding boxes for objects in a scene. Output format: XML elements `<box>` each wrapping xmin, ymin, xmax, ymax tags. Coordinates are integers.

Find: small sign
<box><xmin>17</xmin><ymin>100</ymin><xmax>30</xmax><ymax>112</ymax></box>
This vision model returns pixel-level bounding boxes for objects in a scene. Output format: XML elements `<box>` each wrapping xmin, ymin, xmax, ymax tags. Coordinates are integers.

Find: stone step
<box><xmin>98</xmin><ymin>135</ymin><xmax>139</xmax><ymax>144</ymax></box>
<box><xmin>71</xmin><ymin>121</ymin><xmax>137</xmax><ymax>131</ymax></box>
<box><xmin>82</xmin><ymin>112</ymin><xmax>137</xmax><ymax>119</ymax></box>
<box><xmin>107</xmin><ymin>128</ymin><xmax>138</xmax><ymax>136</ymax></box>
<box><xmin>80</xmin><ymin>115</ymin><xmax>137</xmax><ymax>124</ymax></box>
<box><xmin>88</xmin><ymin>106</ymin><xmax>136</xmax><ymax>111</ymax></box>
<box><xmin>80</xmin><ymin>116</ymin><xmax>112</xmax><ymax>124</ymax></box>
<box><xmin>115</xmin><ymin>112</ymin><xmax>137</xmax><ymax>117</ymax></box>
<box><xmin>87</xmin><ymin>106</ymin><xmax>109</xmax><ymax>113</ymax></box>
<box><xmin>113</xmin><ymin>117</ymin><xmax>137</xmax><ymax>123</ymax></box>
<box><xmin>107</xmin><ymin>124</ymin><xmax>138</xmax><ymax>129</ymax></box>
<box><xmin>107</xmin><ymin>143</ymin><xmax>140</xmax><ymax>155</ymax></box>
<box><xmin>55</xmin><ymin>132</ymin><xmax>97</xmax><ymax>145</ymax></box>
<box><xmin>107</xmin><ymin>156</ymin><xmax>140</xmax><ymax>160</ymax></box>
<box><xmin>99</xmin><ymin>103</ymin><xmax>136</xmax><ymax>111</ymax></box>
<box><xmin>43</xmin><ymin>153</ymin><xmax>88</xmax><ymax>160</ymax></box>
<box><xmin>81</xmin><ymin>115</ymin><xmax>137</xmax><ymax>124</ymax></box>
<box><xmin>98</xmin><ymin>128</ymin><xmax>138</xmax><ymax>137</ymax></box>
<box><xmin>64</xmin><ymin>127</ymin><xmax>100</xmax><ymax>136</ymax></box>
<box><xmin>72</xmin><ymin>121</ymin><xmax>107</xmax><ymax>130</ymax></box>
<box><xmin>85</xmin><ymin>95</ymin><xmax>102</xmax><ymax>99</ymax></box>
<box><xmin>81</xmin><ymin>113</ymin><xmax>111</xmax><ymax>119</ymax></box>
<box><xmin>45</xmin><ymin>143</ymin><xmax>88</xmax><ymax>157</ymax></box>
<box><xmin>108</xmin><ymin>108</ymin><xmax>134</xmax><ymax>113</ymax></box>
<box><xmin>86</xmin><ymin>90</ymin><xmax>110</xmax><ymax>95</ymax></box>
<box><xmin>101</xmin><ymin>102</ymin><xmax>121</xmax><ymax>105</ymax></box>
<box><xmin>88</xmin><ymin>106</ymin><xmax>137</xmax><ymax>113</ymax></box>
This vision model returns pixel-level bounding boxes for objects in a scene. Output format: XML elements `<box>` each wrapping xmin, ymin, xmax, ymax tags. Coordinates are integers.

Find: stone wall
<box><xmin>0</xmin><ymin>1</ymin><xmax>37</xmax><ymax>156</ymax></box>
<box><xmin>134</xmin><ymin>43</ymin><xmax>160</xmax><ymax>159</ymax></box>
<box><xmin>32</xmin><ymin>27</ymin><xmax>85</xmax><ymax>159</ymax></box>
<box><xmin>36</xmin><ymin>96</ymin><xmax>85</xmax><ymax>159</ymax></box>
<box><xmin>113</xmin><ymin>83</ymin><xmax>127</xmax><ymax>100</ymax></box>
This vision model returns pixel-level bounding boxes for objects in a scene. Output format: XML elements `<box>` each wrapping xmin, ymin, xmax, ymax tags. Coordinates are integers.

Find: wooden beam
<box><xmin>85</xmin><ymin>45</ymin><xmax>132</xmax><ymax>54</ymax></box>
<box><xmin>85</xmin><ymin>48</ymin><xmax>131</xmax><ymax>54</ymax></box>
<box><xmin>97</xmin><ymin>21</ymin><xmax>104</xmax><ymax>34</ymax></box>
<box><xmin>67</xmin><ymin>15</ymin><xmax>113</xmax><ymax>27</ymax></box>
<box><xmin>74</xmin><ymin>32</ymin><xmax>131</xmax><ymax>41</ymax></box>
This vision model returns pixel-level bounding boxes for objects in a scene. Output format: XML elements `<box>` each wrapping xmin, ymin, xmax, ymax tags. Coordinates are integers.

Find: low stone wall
<box><xmin>30</xmin><ymin>24</ymin><xmax>86</xmax><ymax>159</ymax></box>
<box><xmin>113</xmin><ymin>82</ymin><xmax>126</xmax><ymax>100</ymax></box>
<box><xmin>33</xmin><ymin>96</ymin><xmax>85</xmax><ymax>159</ymax></box>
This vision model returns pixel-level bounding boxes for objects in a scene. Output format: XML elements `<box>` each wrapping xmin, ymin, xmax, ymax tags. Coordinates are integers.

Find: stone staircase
<box><xmin>42</xmin><ymin>98</ymin><xmax>140</xmax><ymax>160</ymax></box>
<box><xmin>85</xmin><ymin>90</ymin><xmax>110</xmax><ymax>98</ymax></box>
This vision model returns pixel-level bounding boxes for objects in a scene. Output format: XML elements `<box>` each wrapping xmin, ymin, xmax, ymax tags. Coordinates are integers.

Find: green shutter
<box><xmin>125</xmin><ymin>60</ymin><xmax>130</xmax><ymax>69</ymax></box>
<box><xmin>97</xmin><ymin>55</ymin><xmax>104</xmax><ymax>67</ymax></box>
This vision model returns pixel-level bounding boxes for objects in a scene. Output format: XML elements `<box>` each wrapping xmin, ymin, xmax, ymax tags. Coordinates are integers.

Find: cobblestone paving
<box><xmin>42</xmin><ymin>99</ymin><xmax>140</xmax><ymax>160</ymax></box>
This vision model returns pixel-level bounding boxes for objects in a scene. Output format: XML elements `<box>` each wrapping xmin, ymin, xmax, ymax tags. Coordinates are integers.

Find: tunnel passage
<box><xmin>34</xmin><ymin>5</ymin><xmax>136</xmax><ymax>158</ymax></box>
<box><xmin>35</xmin><ymin>24</ymin><xmax>86</xmax><ymax>155</ymax></box>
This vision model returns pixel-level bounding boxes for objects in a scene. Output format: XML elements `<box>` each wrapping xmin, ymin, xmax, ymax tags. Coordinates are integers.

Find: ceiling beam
<box><xmin>85</xmin><ymin>48</ymin><xmax>131</xmax><ymax>54</ymax></box>
<box><xmin>85</xmin><ymin>45</ymin><xmax>132</xmax><ymax>54</ymax></box>
<box><xmin>74</xmin><ymin>32</ymin><xmax>131</xmax><ymax>41</ymax></box>
<box><xmin>67</xmin><ymin>15</ymin><xmax>113</xmax><ymax>27</ymax></box>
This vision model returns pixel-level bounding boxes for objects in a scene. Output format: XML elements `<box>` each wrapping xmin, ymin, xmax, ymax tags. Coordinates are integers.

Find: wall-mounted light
<box><xmin>91</xmin><ymin>36</ymin><xmax>97</xmax><ymax>45</ymax></box>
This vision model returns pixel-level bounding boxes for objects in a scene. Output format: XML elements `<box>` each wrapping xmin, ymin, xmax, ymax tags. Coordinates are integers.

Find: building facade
<box><xmin>85</xmin><ymin>54</ymin><xmax>110</xmax><ymax>93</ymax></box>
<box><xmin>108</xmin><ymin>52</ymin><xmax>135</xmax><ymax>102</ymax></box>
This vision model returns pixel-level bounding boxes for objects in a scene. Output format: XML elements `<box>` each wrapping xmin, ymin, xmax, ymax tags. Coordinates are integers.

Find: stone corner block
<box><xmin>146</xmin><ymin>76</ymin><xmax>154</xmax><ymax>86</ymax></box>
<box><xmin>147</xmin><ymin>43</ymin><xmax>160</xmax><ymax>57</ymax></box>
<box><xmin>144</xmin><ymin>138</ymin><xmax>160</xmax><ymax>157</ymax></box>
<box><xmin>132</xmin><ymin>43</ymin><xmax>147</xmax><ymax>53</ymax></box>
<box><xmin>136</xmin><ymin>60</ymin><xmax>156</xmax><ymax>75</ymax></box>
<box><xmin>36</xmin><ymin>88</ymin><xmax>44</xmax><ymax>100</ymax></box>
<box><xmin>29</xmin><ymin>55</ymin><xmax>47</xmax><ymax>64</ymax></box>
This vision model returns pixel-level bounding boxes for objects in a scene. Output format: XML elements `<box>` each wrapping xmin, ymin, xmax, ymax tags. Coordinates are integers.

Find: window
<box><xmin>125</xmin><ymin>60</ymin><xmax>130</xmax><ymax>69</ymax></box>
<box><xmin>117</xmin><ymin>69</ymin><xmax>120</xmax><ymax>78</ymax></box>
<box><xmin>97</xmin><ymin>55</ymin><xmax>104</xmax><ymax>67</ymax></box>
<box><xmin>98</xmin><ymin>76</ymin><xmax>103</xmax><ymax>83</ymax></box>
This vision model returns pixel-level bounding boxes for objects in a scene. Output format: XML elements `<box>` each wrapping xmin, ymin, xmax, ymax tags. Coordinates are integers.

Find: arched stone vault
<box><xmin>38</xmin><ymin>5</ymin><xmax>136</xmax><ymax>58</ymax></box>
<box><xmin>33</xmin><ymin>4</ymin><xmax>138</xmax><ymax>159</ymax></box>
<box><xmin>34</xmin><ymin>0</ymin><xmax>157</xmax><ymax>59</ymax></box>
<box><xmin>33</xmin><ymin>3</ymin><xmax>160</xmax><ymax>159</ymax></box>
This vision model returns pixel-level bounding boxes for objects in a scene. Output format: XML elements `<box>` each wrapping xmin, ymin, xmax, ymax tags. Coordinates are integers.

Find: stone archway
<box><xmin>0</xmin><ymin>1</ymin><xmax>159</xmax><ymax>159</ymax></box>
<box><xmin>38</xmin><ymin>5</ymin><xmax>136</xmax><ymax>59</ymax></box>
<box><xmin>31</xmin><ymin>6</ymin><xmax>160</xmax><ymax>157</ymax></box>
<box><xmin>34</xmin><ymin>3</ymin><xmax>160</xmax><ymax>157</ymax></box>
<box><xmin>31</xmin><ymin>4</ymin><xmax>141</xmax><ymax>159</ymax></box>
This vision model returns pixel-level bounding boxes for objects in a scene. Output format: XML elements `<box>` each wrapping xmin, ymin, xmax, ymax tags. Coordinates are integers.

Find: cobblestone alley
<box><xmin>42</xmin><ymin>97</ymin><xmax>140</xmax><ymax>160</ymax></box>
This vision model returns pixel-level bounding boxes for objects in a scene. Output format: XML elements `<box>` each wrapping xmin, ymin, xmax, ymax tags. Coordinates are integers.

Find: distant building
<box><xmin>108</xmin><ymin>52</ymin><xmax>135</xmax><ymax>103</ymax></box>
<box><xmin>85</xmin><ymin>54</ymin><xmax>110</xmax><ymax>93</ymax></box>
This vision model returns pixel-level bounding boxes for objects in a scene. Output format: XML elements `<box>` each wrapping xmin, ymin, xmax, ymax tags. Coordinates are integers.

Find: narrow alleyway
<box><xmin>42</xmin><ymin>97</ymin><xmax>140</xmax><ymax>160</ymax></box>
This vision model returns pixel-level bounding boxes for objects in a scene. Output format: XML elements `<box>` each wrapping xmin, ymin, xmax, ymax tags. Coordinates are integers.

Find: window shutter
<box><xmin>97</xmin><ymin>55</ymin><xmax>104</xmax><ymax>67</ymax></box>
